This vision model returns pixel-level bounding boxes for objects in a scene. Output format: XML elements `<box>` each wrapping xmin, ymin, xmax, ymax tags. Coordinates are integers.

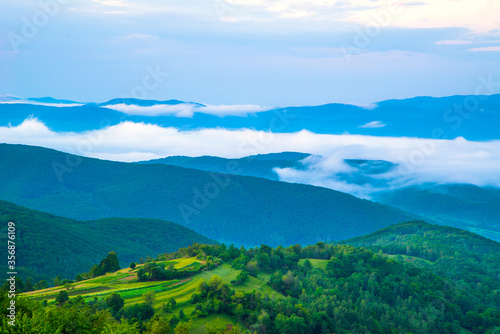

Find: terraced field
<box><xmin>22</xmin><ymin>257</ymin><xmax>283</xmax><ymax>331</ymax></box>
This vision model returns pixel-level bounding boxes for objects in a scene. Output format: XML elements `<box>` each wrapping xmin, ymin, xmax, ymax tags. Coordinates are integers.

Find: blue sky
<box><xmin>1</xmin><ymin>0</ymin><xmax>500</xmax><ymax>106</ymax></box>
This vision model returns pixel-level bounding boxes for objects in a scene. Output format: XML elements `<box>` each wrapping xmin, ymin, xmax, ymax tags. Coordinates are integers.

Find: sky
<box><xmin>1</xmin><ymin>0</ymin><xmax>500</xmax><ymax>106</ymax></box>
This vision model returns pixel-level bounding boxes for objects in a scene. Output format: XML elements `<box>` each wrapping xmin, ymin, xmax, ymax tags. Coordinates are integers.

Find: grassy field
<box><xmin>21</xmin><ymin>258</ymin><xmax>282</xmax><ymax>332</ymax></box>
<box><xmin>191</xmin><ymin>313</ymin><xmax>239</xmax><ymax>333</ymax></box>
<box><xmin>387</xmin><ymin>254</ymin><xmax>435</xmax><ymax>266</ymax></box>
<box><xmin>299</xmin><ymin>258</ymin><xmax>329</xmax><ymax>269</ymax></box>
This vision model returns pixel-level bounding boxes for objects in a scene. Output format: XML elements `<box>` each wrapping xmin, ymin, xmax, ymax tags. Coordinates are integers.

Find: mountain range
<box><xmin>137</xmin><ymin>153</ymin><xmax>500</xmax><ymax>243</ymax></box>
<box><xmin>1</xmin><ymin>94</ymin><xmax>500</xmax><ymax>140</ymax></box>
<box><xmin>0</xmin><ymin>144</ymin><xmax>420</xmax><ymax>247</ymax></box>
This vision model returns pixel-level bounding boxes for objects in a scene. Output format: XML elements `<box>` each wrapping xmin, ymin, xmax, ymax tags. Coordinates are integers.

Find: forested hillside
<box><xmin>373</xmin><ymin>184</ymin><xmax>500</xmax><ymax>242</ymax></box>
<box><xmin>138</xmin><ymin>152</ymin><xmax>310</xmax><ymax>181</ymax></box>
<box><xmin>0</xmin><ymin>144</ymin><xmax>419</xmax><ymax>246</ymax></box>
<box><xmin>344</xmin><ymin>221</ymin><xmax>500</xmax><ymax>312</ymax></box>
<box><xmin>0</xmin><ymin>200</ymin><xmax>215</xmax><ymax>282</ymax></box>
<box><xmin>4</xmin><ymin>222</ymin><xmax>500</xmax><ymax>333</ymax></box>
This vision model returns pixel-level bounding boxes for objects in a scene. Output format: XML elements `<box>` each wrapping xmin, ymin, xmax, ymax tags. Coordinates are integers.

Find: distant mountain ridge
<box><xmin>138</xmin><ymin>153</ymin><xmax>500</xmax><ymax>242</ymax></box>
<box><xmin>99</xmin><ymin>98</ymin><xmax>203</xmax><ymax>107</ymax></box>
<box><xmin>138</xmin><ymin>152</ymin><xmax>311</xmax><ymax>181</ymax></box>
<box><xmin>0</xmin><ymin>144</ymin><xmax>421</xmax><ymax>247</ymax></box>
<box><xmin>1</xmin><ymin>94</ymin><xmax>499</xmax><ymax>139</ymax></box>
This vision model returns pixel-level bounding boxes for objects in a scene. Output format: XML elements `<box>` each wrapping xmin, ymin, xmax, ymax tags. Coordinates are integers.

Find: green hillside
<box><xmin>4</xmin><ymin>224</ymin><xmax>500</xmax><ymax>333</ymax></box>
<box><xmin>138</xmin><ymin>152</ymin><xmax>310</xmax><ymax>181</ymax></box>
<box><xmin>0</xmin><ymin>144</ymin><xmax>419</xmax><ymax>246</ymax></box>
<box><xmin>373</xmin><ymin>184</ymin><xmax>500</xmax><ymax>242</ymax></box>
<box><xmin>0</xmin><ymin>200</ymin><xmax>215</xmax><ymax>282</ymax></box>
<box><xmin>343</xmin><ymin>221</ymin><xmax>500</xmax><ymax>314</ymax></box>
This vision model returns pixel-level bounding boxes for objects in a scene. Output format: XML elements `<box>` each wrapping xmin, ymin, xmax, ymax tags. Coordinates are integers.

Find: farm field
<box><xmin>21</xmin><ymin>257</ymin><xmax>282</xmax><ymax>331</ymax></box>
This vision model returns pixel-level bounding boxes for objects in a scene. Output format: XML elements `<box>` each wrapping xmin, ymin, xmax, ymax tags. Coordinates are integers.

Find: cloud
<box><xmin>359</xmin><ymin>120</ymin><xmax>386</xmax><ymax>128</ymax></box>
<box><xmin>436</xmin><ymin>40</ymin><xmax>474</xmax><ymax>46</ymax></box>
<box><xmin>436</xmin><ymin>39</ymin><xmax>500</xmax><ymax>46</ymax></box>
<box><xmin>103</xmin><ymin>103</ymin><xmax>196</xmax><ymax>117</ymax></box>
<box><xmin>222</xmin><ymin>0</ymin><xmax>499</xmax><ymax>34</ymax></box>
<box><xmin>197</xmin><ymin>104</ymin><xmax>274</xmax><ymax>116</ymax></box>
<box><xmin>102</xmin><ymin>103</ymin><xmax>274</xmax><ymax>117</ymax></box>
<box><xmin>354</xmin><ymin>103</ymin><xmax>378</xmax><ymax>110</ymax></box>
<box><xmin>93</xmin><ymin>0</ymin><xmax>128</xmax><ymax>7</ymax></box>
<box><xmin>120</xmin><ymin>33</ymin><xmax>159</xmax><ymax>40</ymax></box>
<box><xmin>468</xmin><ymin>46</ymin><xmax>500</xmax><ymax>52</ymax></box>
<box><xmin>344</xmin><ymin>0</ymin><xmax>500</xmax><ymax>34</ymax></box>
<box><xmin>2</xmin><ymin>119</ymin><xmax>500</xmax><ymax>199</ymax></box>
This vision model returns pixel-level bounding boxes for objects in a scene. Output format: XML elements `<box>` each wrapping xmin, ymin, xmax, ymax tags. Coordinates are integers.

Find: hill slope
<box><xmin>148</xmin><ymin>154</ymin><xmax>500</xmax><ymax>243</ymax></box>
<box><xmin>343</xmin><ymin>221</ymin><xmax>500</xmax><ymax>308</ymax></box>
<box><xmin>138</xmin><ymin>152</ymin><xmax>310</xmax><ymax>181</ymax></box>
<box><xmin>12</xmin><ymin>224</ymin><xmax>500</xmax><ymax>333</ymax></box>
<box><xmin>0</xmin><ymin>144</ymin><xmax>419</xmax><ymax>246</ymax></box>
<box><xmin>373</xmin><ymin>184</ymin><xmax>500</xmax><ymax>242</ymax></box>
<box><xmin>0</xmin><ymin>200</ymin><xmax>215</xmax><ymax>282</ymax></box>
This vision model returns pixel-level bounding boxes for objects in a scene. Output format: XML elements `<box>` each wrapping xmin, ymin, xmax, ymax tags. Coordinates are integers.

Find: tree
<box><xmin>98</xmin><ymin>251</ymin><xmax>121</xmax><ymax>275</ymax></box>
<box><xmin>303</xmin><ymin>259</ymin><xmax>313</xmax><ymax>271</ymax></box>
<box><xmin>137</xmin><ymin>268</ymin><xmax>147</xmax><ymax>282</ymax></box>
<box><xmin>70</xmin><ymin>295</ymin><xmax>86</xmax><ymax>306</ymax></box>
<box><xmin>144</xmin><ymin>291</ymin><xmax>156</xmax><ymax>307</ymax></box>
<box><xmin>208</xmin><ymin>275</ymin><xmax>223</xmax><ymax>291</ymax></box>
<box><xmin>130</xmin><ymin>262</ymin><xmax>136</xmax><ymax>269</ymax></box>
<box><xmin>33</xmin><ymin>280</ymin><xmax>48</xmax><ymax>290</ymax></box>
<box><xmin>106</xmin><ymin>293</ymin><xmax>125</xmax><ymax>314</ymax></box>
<box><xmin>54</xmin><ymin>275</ymin><xmax>62</xmax><ymax>287</ymax></box>
<box><xmin>169</xmin><ymin>297</ymin><xmax>177</xmax><ymax>308</ymax></box>
<box><xmin>119</xmin><ymin>303</ymin><xmax>155</xmax><ymax>322</ymax></box>
<box><xmin>174</xmin><ymin>320</ymin><xmax>192</xmax><ymax>334</ymax></box>
<box><xmin>257</xmin><ymin>253</ymin><xmax>271</xmax><ymax>270</ymax></box>
<box><xmin>55</xmin><ymin>290</ymin><xmax>69</xmax><ymax>305</ymax></box>
<box><xmin>235</xmin><ymin>304</ymin><xmax>245</xmax><ymax>320</ymax></box>
<box><xmin>145</xmin><ymin>316</ymin><xmax>171</xmax><ymax>334</ymax></box>
<box><xmin>25</xmin><ymin>277</ymin><xmax>33</xmax><ymax>292</ymax></box>
<box><xmin>246</xmin><ymin>261</ymin><xmax>260</xmax><ymax>277</ymax></box>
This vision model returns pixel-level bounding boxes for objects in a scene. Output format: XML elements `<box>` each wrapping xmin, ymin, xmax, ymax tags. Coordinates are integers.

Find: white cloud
<box><xmin>2</xmin><ymin>119</ymin><xmax>500</xmax><ymax>198</ymax></box>
<box><xmin>359</xmin><ymin>120</ymin><xmax>386</xmax><ymax>128</ymax></box>
<box><xmin>102</xmin><ymin>103</ymin><xmax>196</xmax><ymax>117</ymax></box>
<box><xmin>197</xmin><ymin>104</ymin><xmax>274</xmax><ymax>116</ymax></box>
<box><xmin>102</xmin><ymin>103</ymin><xmax>274</xmax><ymax>117</ymax></box>
<box><xmin>345</xmin><ymin>0</ymin><xmax>500</xmax><ymax>34</ymax></box>
<box><xmin>436</xmin><ymin>39</ymin><xmax>500</xmax><ymax>46</ymax></box>
<box><xmin>93</xmin><ymin>0</ymin><xmax>128</xmax><ymax>7</ymax></box>
<box><xmin>223</xmin><ymin>0</ymin><xmax>499</xmax><ymax>34</ymax></box>
<box><xmin>120</xmin><ymin>33</ymin><xmax>159</xmax><ymax>40</ymax></box>
<box><xmin>468</xmin><ymin>46</ymin><xmax>500</xmax><ymax>52</ymax></box>
<box><xmin>436</xmin><ymin>40</ymin><xmax>474</xmax><ymax>46</ymax></box>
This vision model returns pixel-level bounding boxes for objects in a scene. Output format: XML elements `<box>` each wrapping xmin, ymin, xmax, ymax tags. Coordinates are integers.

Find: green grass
<box><xmin>387</xmin><ymin>254</ymin><xmax>435</xmax><ymax>266</ymax></box>
<box><xmin>299</xmin><ymin>258</ymin><xmax>329</xmax><ymax>270</ymax></box>
<box><xmin>23</xmin><ymin>257</ymin><xmax>283</xmax><ymax>331</ymax></box>
<box><xmin>191</xmin><ymin>313</ymin><xmax>240</xmax><ymax>334</ymax></box>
